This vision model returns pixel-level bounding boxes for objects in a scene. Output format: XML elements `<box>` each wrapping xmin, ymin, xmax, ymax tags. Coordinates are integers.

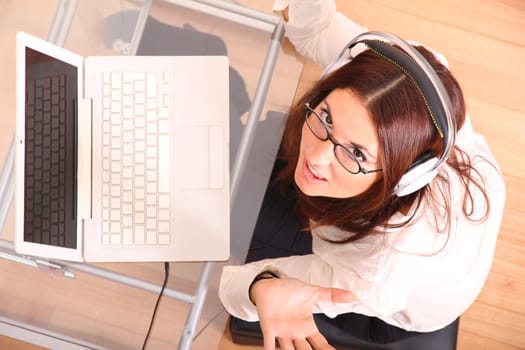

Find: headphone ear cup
<box><xmin>394</xmin><ymin>156</ymin><xmax>439</xmax><ymax>197</ymax></box>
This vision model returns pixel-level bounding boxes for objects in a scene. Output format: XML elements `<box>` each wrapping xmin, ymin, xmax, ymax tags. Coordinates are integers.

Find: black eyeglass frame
<box><xmin>304</xmin><ymin>103</ymin><xmax>383</xmax><ymax>175</ymax></box>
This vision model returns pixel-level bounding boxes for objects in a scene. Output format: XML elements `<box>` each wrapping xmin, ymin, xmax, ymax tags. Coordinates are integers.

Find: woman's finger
<box><xmin>262</xmin><ymin>331</ymin><xmax>276</xmax><ymax>350</ymax></box>
<box><xmin>277</xmin><ymin>337</ymin><xmax>295</xmax><ymax>350</ymax></box>
<box><xmin>293</xmin><ymin>338</ymin><xmax>313</xmax><ymax>350</ymax></box>
<box><xmin>307</xmin><ymin>332</ymin><xmax>335</xmax><ymax>350</ymax></box>
<box><xmin>316</xmin><ymin>286</ymin><xmax>354</xmax><ymax>304</ymax></box>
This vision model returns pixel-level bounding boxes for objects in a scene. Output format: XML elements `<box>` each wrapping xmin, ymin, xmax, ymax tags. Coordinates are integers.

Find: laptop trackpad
<box><xmin>179</xmin><ymin>126</ymin><xmax>225</xmax><ymax>189</ymax></box>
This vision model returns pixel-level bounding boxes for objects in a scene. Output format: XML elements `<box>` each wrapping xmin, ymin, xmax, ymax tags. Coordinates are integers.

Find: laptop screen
<box><xmin>23</xmin><ymin>47</ymin><xmax>78</xmax><ymax>249</ymax></box>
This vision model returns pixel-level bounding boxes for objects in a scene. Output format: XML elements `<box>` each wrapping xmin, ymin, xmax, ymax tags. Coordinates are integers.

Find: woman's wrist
<box><xmin>249</xmin><ymin>270</ymin><xmax>280</xmax><ymax>305</ymax></box>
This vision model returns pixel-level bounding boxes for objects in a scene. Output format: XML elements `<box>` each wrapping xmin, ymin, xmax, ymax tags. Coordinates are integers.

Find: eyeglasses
<box><xmin>304</xmin><ymin>103</ymin><xmax>383</xmax><ymax>175</ymax></box>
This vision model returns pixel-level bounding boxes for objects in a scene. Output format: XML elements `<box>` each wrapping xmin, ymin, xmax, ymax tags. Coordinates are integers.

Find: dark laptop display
<box><xmin>24</xmin><ymin>47</ymin><xmax>77</xmax><ymax>249</ymax></box>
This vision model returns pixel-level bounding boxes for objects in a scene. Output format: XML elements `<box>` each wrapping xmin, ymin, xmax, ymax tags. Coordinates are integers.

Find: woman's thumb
<box><xmin>317</xmin><ymin>287</ymin><xmax>355</xmax><ymax>303</ymax></box>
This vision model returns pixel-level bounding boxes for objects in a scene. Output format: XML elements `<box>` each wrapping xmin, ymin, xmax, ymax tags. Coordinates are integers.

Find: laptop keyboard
<box><xmin>100</xmin><ymin>71</ymin><xmax>172</xmax><ymax>246</ymax></box>
<box><xmin>24</xmin><ymin>74</ymin><xmax>77</xmax><ymax>248</ymax></box>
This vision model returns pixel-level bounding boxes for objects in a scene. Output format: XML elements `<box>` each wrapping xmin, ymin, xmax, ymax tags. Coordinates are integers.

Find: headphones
<box><xmin>322</xmin><ymin>31</ymin><xmax>456</xmax><ymax>197</ymax></box>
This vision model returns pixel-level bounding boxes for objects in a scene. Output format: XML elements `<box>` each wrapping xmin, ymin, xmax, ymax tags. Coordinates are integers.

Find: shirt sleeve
<box><xmin>272</xmin><ymin>0</ymin><xmax>368</xmax><ymax>68</ymax></box>
<box><xmin>218</xmin><ymin>248</ymin><xmax>408</xmax><ymax>322</ymax></box>
<box><xmin>219</xmin><ymin>256</ymin><xmax>327</xmax><ymax>322</ymax></box>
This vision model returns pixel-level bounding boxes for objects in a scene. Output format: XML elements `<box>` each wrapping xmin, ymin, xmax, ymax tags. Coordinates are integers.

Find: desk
<box><xmin>0</xmin><ymin>0</ymin><xmax>304</xmax><ymax>348</ymax></box>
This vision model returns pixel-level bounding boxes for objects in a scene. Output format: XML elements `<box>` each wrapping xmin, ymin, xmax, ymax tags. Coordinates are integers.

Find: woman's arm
<box><xmin>219</xmin><ymin>248</ymin><xmax>408</xmax><ymax>321</ymax></box>
<box><xmin>273</xmin><ymin>0</ymin><xmax>367</xmax><ymax>68</ymax></box>
<box><xmin>219</xmin><ymin>255</ymin><xmax>355</xmax><ymax>350</ymax></box>
<box><xmin>219</xmin><ymin>255</ymin><xmax>318</xmax><ymax>321</ymax></box>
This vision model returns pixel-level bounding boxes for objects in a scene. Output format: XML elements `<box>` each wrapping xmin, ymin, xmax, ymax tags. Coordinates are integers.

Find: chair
<box><xmin>229</xmin><ymin>316</ymin><xmax>459</xmax><ymax>350</ymax></box>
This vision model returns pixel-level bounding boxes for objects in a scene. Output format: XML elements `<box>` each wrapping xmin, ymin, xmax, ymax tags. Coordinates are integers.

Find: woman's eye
<box><xmin>319</xmin><ymin>109</ymin><xmax>332</xmax><ymax>125</ymax></box>
<box><xmin>352</xmin><ymin>147</ymin><xmax>367</xmax><ymax>162</ymax></box>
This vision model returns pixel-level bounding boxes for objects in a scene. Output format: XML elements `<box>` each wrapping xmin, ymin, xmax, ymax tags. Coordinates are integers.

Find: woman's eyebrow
<box><xmin>323</xmin><ymin>100</ymin><xmax>379</xmax><ymax>162</ymax></box>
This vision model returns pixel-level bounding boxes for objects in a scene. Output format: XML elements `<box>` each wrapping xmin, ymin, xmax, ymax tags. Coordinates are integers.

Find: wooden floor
<box><xmin>1</xmin><ymin>0</ymin><xmax>524</xmax><ymax>349</ymax></box>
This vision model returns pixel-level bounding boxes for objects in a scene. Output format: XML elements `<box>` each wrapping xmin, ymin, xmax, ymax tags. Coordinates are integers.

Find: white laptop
<box><xmin>14</xmin><ymin>31</ymin><xmax>230</xmax><ymax>262</ymax></box>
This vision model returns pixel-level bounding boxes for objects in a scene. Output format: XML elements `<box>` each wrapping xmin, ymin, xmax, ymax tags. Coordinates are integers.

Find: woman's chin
<box><xmin>295</xmin><ymin>171</ymin><xmax>324</xmax><ymax>197</ymax></box>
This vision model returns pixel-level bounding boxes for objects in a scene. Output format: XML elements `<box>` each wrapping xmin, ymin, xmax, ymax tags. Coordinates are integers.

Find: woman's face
<box><xmin>295</xmin><ymin>88</ymin><xmax>382</xmax><ymax>198</ymax></box>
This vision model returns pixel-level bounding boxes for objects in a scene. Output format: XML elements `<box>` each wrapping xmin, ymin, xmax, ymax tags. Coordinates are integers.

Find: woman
<box><xmin>219</xmin><ymin>1</ymin><xmax>506</xmax><ymax>349</ymax></box>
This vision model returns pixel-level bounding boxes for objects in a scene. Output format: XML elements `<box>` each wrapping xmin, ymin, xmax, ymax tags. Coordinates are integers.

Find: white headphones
<box><xmin>322</xmin><ymin>31</ymin><xmax>456</xmax><ymax>197</ymax></box>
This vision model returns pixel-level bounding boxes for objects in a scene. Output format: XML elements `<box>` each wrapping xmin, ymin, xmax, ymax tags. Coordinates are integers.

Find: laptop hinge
<box><xmin>77</xmin><ymin>98</ymin><xmax>92</xmax><ymax>220</ymax></box>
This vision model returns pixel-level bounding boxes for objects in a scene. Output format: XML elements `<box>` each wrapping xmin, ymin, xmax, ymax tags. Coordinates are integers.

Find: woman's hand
<box><xmin>250</xmin><ymin>276</ymin><xmax>354</xmax><ymax>350</ymax></box>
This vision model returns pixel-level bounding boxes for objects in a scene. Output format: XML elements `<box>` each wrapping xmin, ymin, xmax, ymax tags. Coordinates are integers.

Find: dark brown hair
<box><xmin>277</xmin><ymin>46</ymin><xmax>490</xmax><ymax>243</ymax></box>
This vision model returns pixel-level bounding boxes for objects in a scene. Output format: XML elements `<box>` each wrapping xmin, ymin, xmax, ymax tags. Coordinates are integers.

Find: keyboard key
<box><xmin>158</xmin><ymin>233</ymin><xmax>170</xmax><ymax>245</ymax></box>
<box><xmin>158</xmin><ymin>136</ymin><xmax>170</xmax><ymax>193</ymax></box>
<box><xmin>146</xmin><ymin>231</ymin><xmax>157</xmax><ymax>245</ymax></box>
<box><xmin>110</xmin><ymin>234</ymin><xmax>121</xmax><ymax>245</ymax></box>
<box><xmin>135</xmin><ymin>226</ymin><xmax>145</xmax><ymax>244</ymax></box>
<box><xmin>123</xmin><ymin>228</ymin><xmax>133</xmax><ymax>245</ymax></box>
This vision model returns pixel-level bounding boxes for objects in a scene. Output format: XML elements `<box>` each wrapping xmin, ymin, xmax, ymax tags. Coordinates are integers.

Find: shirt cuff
<box><xmin>219</xmin><ymin>264</ymin><xmax>279</xmax><ymax>321</ymax></box>
<box><xmin>272</xmin><ymin>0</ymin><xmax>367</xmax><ymax>68</ymax></box>
<box><xmin>273</xmin><ymin>0</ymin><xmax>290</xmax><ymax>12</ymax></box>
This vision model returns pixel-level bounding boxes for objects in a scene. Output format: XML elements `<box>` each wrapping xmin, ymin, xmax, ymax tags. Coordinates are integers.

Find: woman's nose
<box><xmin>308</xmin><ymin>138</ymin><xmax>335</xmax><ymax>166</ymax></box>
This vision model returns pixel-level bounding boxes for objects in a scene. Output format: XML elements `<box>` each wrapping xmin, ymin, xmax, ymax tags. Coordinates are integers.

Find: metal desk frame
<box><xmin>0</xmin><ymin>0</ymin><xmax>285</xmax><ymax>348</ymax></box>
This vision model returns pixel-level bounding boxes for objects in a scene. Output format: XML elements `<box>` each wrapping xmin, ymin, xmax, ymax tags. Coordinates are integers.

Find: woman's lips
<box><xmin>303</xmin><ymin>160</ymin><xmax>327</xmax><ymax>183</ymax></box>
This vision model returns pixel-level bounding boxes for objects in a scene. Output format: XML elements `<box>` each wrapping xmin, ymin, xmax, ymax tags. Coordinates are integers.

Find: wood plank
<box><xmin>0</xmin><ymin>336</ymin><xmax>46</xmax><ymax>350</ymax></box>
<box><xmin>461</xmin><ymin>301</ymin><xmax>525</xmax><ymax>348</ymax></box>
<box><xmin>458</xmin><ymin>329</ymin><xmax>524</xmax><ymax>350</ymax></box>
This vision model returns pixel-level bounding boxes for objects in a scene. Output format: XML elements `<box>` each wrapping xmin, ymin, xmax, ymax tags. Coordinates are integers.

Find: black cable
<box><xmin>142</xmin><ymin>262</ymin><xmax>170</xmax><ymax>350</ymax></box>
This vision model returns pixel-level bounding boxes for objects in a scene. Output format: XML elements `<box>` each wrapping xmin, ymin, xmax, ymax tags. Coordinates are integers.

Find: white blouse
<box><xmin>219</xmin><ymin>0</ymin><xmax>506</xmax><ymax>332</ymax></box>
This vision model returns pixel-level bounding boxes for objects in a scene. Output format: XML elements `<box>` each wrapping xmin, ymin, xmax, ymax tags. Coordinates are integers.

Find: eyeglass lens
<box><xmin>305</xmin><ymin>106</ymin><xmax>361</xmax><ymax>174</ymax></box>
